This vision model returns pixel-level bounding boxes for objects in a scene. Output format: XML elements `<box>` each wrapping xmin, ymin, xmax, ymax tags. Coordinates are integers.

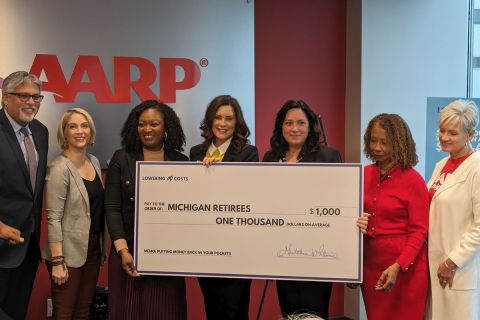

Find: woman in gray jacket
<box><xmin>42</xmin><ymin>108</ymin><xmax>106</xmax><ymax>319</ymax></box>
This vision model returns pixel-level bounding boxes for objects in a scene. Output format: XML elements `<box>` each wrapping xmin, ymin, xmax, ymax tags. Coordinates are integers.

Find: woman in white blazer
<box><xmin>42</xmin><ymin>108</ymin><xmax>107</xmax><ymax>319</ymax></box>
<box><xmin>427</xmin><ymin>99</ymin><xmax>480</xmax><ymax>319</ymax></box>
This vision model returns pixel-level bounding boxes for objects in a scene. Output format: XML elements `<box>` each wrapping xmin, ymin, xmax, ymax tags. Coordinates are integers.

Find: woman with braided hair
<box><xmin>356</xmin><ymin>113</ymin><xmax>429</xmax><ymax>319</ymax></box>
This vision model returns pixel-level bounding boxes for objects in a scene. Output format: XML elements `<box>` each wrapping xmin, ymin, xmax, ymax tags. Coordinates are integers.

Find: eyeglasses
<box><xmin>8</xmin><ymin>92</ymin><xmax>44</xmax><ymax>103</ymax></box>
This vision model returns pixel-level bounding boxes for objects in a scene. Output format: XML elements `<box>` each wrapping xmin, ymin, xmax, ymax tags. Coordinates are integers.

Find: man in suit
<box><xmin>0</xmin><ymin>71</ymin><xmax>49</xmax><ymax>320</ymax></box>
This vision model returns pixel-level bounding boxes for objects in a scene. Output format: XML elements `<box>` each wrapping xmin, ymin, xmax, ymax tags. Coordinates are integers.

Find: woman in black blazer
<box><xmin>105</xmin><ymin>100</ymin><xmax>188</xmax><ymax>320</ymax></box>
<box><xmin>263</xmin><ymin>100</ymin><xmax>342</xmax><ymax>319</ymax></box>
<box><xmin>190</xmin><ymin>95</ymin><xmax>258</xmax><ymax>320</ymax></box>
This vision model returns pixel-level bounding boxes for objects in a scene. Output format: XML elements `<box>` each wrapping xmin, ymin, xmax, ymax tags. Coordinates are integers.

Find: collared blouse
<box><xmin>364</xmin><ymin>164</ymin><xmax>429</xmax><ymax>270</ymax></box>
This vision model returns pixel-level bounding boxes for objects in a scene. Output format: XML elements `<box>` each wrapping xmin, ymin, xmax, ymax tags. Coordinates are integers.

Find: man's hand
<box><xmin>0</xmin><ymin>222</ymin><xmax>24</xmax><ymax>245</ymax></box>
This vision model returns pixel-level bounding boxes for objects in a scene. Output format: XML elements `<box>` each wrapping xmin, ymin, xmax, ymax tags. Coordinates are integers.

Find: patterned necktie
<box><xmin>211</xmin><ymin>148</ymin><xmax>221</xmax><ymax>159</ymax></box>
<box><xmin>20</xmin><ymin>127</ymin><xmax>38</xmax><ymax>191</ymax></box>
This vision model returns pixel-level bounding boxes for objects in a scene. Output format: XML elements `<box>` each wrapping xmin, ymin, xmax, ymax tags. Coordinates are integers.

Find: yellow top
<box><xmin>206</xmin><ymin>148</ymin><xmax>225</xmax><ymax>161</ymax></box>
<box><xmin>206</xmin><ymin>137</ymin><xmax>232</xmax><ymax>161</ymax></box>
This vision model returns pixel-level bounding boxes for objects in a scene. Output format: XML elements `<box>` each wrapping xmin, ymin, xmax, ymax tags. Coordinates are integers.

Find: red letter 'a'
<box><xmin>60</xmin><ymin>56</ymin><xmax>115</xmax><ymax>103</ymax></box>
<box><xmin>159</xmin><ymin>58</ymin><xmax>200</xmax><ymax>103</ymax></box>
<box><xmin>113</xmin><ymin>57</ymin><xmax>158</xmax><ymax>102</ymax></box>
<box><xmin>29</xmin><ymin>54</ymin><xmax>70</xmax><ymax>102</ymax></box>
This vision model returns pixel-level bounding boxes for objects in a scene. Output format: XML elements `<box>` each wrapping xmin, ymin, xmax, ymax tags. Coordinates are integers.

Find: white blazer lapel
<box><xmin>431</xmin><ymin>151</ymin><xmax>480</xmax><ymax>200</ymax></box>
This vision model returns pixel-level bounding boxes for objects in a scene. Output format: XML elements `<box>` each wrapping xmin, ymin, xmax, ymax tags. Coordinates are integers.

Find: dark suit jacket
<box><xmin>0</xmin><ymin>108</ymin><xmax>48</xmax><ymax>267</ymax></box>
<box><xmin>262</xmin><ymin>146</ymin><xmax>342</xmax><ymax>163</ymax></box>
<box><xmin>105</xmin><ymin>148</ymin><xmax>189</xmax><ymax>250</ymax></box>
<box><xmin>189</xmin><ymin>143</ymin><xmax>259</xmax><ymax>162</ymax></box>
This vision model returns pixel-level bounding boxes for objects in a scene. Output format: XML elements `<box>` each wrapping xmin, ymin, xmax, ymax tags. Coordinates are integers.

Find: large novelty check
<box><xmin>134</xmin><ymin>162</ymin><xmax>363</xmax><ymax>282</ymax></box>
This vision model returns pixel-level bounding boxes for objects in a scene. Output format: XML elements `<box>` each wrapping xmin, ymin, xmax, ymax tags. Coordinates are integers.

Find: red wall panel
<box><xmin>255</xmin><ymin>0</ymin><xmax>346</xmax><ymax>159</ymax></box>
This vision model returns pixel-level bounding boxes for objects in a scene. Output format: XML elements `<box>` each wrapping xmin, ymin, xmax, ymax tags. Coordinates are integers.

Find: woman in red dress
<box><xmin>356</xmin><ymin>113</ymin><xmax>429</xmax><ymax>320</ymax></box>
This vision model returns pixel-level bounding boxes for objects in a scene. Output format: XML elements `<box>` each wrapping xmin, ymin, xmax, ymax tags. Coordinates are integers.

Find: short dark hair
<box><xmin>199</xmin><ymin>95</ymin><xmax>251</xmax><ymax>153</ymax></box>
<box><xmin>363</xmin><ymin>113</ymin><xmax>418</xmax><ymax>168</ymax></box>
<box><xmin>121</xmin><ymin>100</ymin><xmax>186</xmax><ymax>155</ymax></box>
<box><xmin>269</xmin><ymin>100</ymin><xmax>321</xmax><ymax>157</ymax></box>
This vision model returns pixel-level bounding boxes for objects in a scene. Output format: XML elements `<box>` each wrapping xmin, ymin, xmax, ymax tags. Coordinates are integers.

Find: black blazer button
<box><xmin>130</xmin><ymin>197</ymin><xmax>134</xmax><ymax>202</ymax></box>
<box><xmin>125</xmin><ymin>180</ymin><xmax>130</xmax><ymax>185</ymax></box>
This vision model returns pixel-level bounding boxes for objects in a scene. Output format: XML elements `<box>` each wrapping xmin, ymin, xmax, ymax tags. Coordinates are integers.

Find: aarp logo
<box><xmin>18</xmin><ymin>54</ymin><xmax>207</xmax><ymax>103</ymax></box>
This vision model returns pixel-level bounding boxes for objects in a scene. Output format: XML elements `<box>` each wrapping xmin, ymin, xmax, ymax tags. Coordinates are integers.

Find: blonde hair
<box><xmin>57</xmin><ymin>108</ymin><xmax>96</xmax><ymax>149</ymax></box>
<box><xmin>439</xmin><ymin>99</ymin><xmax>479</xmax><ymax>133</ymax></box>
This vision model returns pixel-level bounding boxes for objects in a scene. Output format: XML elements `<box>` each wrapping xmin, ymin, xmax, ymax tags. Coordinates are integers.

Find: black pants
<box><xmin>276</xmin><ymin>280</ymin><xmax>332</xmax><ymax>318</ymax></box>
<box><xmin>199</xmin><ymin>277</ymin><xmax>251</xmax><ymax>320</ymax></box>
<box><xmin>0</xmin><ymin>238</ymin><xmax>39</xmax><ymax>320</ymax></box>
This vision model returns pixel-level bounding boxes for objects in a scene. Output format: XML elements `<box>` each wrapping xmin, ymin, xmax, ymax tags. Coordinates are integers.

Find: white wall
<box><xmin>361</xmin><ymin>0</ymin><xmax>470</xmax><ymax>177</ymax></box>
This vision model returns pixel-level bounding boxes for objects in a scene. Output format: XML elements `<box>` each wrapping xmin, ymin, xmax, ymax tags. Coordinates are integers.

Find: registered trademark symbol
<box><xmin>199</xmin><ymin>58</ymin><xmax>209</xmax><ymax>67</ymax></box>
